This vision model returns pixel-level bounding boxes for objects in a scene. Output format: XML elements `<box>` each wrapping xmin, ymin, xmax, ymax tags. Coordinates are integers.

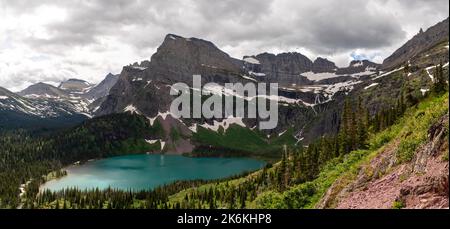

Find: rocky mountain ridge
<box><xmin>0</xmin><ymin>73</ymin><xmax>119</xmax><ymax>130</ymax></box>
<box><xmin>383</xmin><ymin>17</ymin><xmax>449</xmax><ymax>70</ymax></box>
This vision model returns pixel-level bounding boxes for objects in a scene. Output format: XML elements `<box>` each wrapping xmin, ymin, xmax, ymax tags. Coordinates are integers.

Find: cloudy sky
<box><xmin>0</xmin><ymin>0</ymin><xmax>448</xmax><ymax>92</ymax></box>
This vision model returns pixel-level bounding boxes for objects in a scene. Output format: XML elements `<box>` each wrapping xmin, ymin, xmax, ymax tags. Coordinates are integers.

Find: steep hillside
<box><xmin>318</xmin><ymin>97</ymin><xmax>448</xmax><ymax>209</ymax></box>
<box><xmin>383</xmin><ymin>17</ymin><xmax>449</xmax><ymax>70</ymax></box>
<box><xmin>163</xmin><ymin>93</ymin><xmax>448</xmax><ymax>209</ymax></box>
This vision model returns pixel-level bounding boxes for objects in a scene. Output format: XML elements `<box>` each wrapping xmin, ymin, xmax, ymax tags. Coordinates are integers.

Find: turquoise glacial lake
<box><xmin>41</xmin><ymin>154</ymin><xmax>265</xmax><ymax>191</ymax></box>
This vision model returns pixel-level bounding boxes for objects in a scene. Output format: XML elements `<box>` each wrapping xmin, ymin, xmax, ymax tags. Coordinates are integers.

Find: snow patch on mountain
<box><xmin>147</xmin><ymin>111</ymin><xmax>177</xmax><ymax>125</ymax></box>
<box><xmin>364</xmin><ymin>83</ymin><xmax>379</xmax><ymax>90</ymax></box>
<box><xmin>243</xmin><ymin>57</ymin><xmax>260</xmax><ymax>65</ymax></box>
<box><xmin>278</xmin><ymin>130</ymin><xmax>287</xmax><ymax>136</ymax></box>
<box><xmin>351</xmin><ymin>61</ymin><xmax>364</xmax><ymax>67</ymax></box>
<box><xmin>323</xmin><ymin>80</ymin><xmax>363</xmax><ymax>100</ymax></box>
<box><xmin>301</xmin><ymin>72</ymin><xmax>341</xmax><ymax>81</ymax></box>
<box><xmin>131</xmin><ymin>66</ymin><xmax>147</xmax><ymax>71</ymax></box>
<box><xmin>203</xmin><ymin>84</ymin><xmax>313</xmax><ymax>107</ymax></box>
<box><xmin>241</xmin><ymin>75</ymin><xmax>258</xmax><ymax>82</ymax></box>
<box><xmin>420</xmin><ymin>88</ymin><xmax>430</xmax><ymax>96</ymax></box>
<box><xmin>124</xmin><ymin>105</ymin><xmax>140</xmax><ymax>114</ymax></box>
<box><xmin>145</xmin><ymin>139</ymin><xmax>159</xmax><ymax>144</ymax></box>
<box><xmin>249</xmin><ymin>71</ymin><xmax>266</xmax><ymax>77</ymax></box>
<box><xmin>372</xmin><ymin>67</ymin><xmax>404</xmax><ymax>80</ymax></box>
<box><xmin>200</xmin><ymin>116</ymin><xmax>246</xmax><ymax>132</ymax></box>
<box><xmin>189</xmin><ymin>124</ymin><xmax>198</xmax><ymax>133</ymax></box>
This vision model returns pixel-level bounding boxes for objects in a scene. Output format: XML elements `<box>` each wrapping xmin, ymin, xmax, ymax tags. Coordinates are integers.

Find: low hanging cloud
<box><xmin>0</xmin><ymin>0</ymin><xmax>449</xmax><ymax>91</ymax></box>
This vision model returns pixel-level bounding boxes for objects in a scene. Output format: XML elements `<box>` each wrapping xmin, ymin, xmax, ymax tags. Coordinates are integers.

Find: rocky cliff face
<box><xmin>84</xmin><ymin>73</ymin><xmax>119</xmax><ymax>100</ymax></box>
<box><xmin>312</xmin><ymin>57</ymin><xmax>337</xmax><ymax>73</ymax></box>
<box><xmin>382</xmin><ymin>17</ymin><xmax>449</xmax><ymax>70</ymax></box>
<box><xmin>251</xmin><ymin>52</ymin><xmax>313</xmax><ymax>85</ymax></box>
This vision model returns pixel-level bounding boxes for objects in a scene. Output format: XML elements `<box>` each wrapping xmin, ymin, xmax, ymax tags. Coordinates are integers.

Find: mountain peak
<box><xmin>0</xmin><ymin>86</ymin><xmax>14</xmax><ymax>96</ymax></box>
<box><xmin>18</xmin><ymin>82</ymin><xmax>67</xmax><ymax>98</ymax></box>
<box><xmin>312</xmin><ymin>57</ymin><xmax>337</xmax><ymax>73</ymax></box>
<box><xmin>149</xmin><ymin>33</ymin><xmax>242</xmax><ymax>74</ymax></box>
<box><xmin>382</xmin><ymin>17</ymin><xmax>449</xmax><ymax>69</ymax></box>
<box><xmin>106</xmin><ymin>73</ymin><xmax>117</xmax><ymax>78</ymax></box>
<box><xmin>164</xmin><ymin>33</ymin><xmax>184</xmax><ymax>41</ymax></box>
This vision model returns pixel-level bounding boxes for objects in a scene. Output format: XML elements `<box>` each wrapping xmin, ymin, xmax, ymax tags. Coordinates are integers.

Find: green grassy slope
<box><xmin>190</xmin><ymin>125</ymin><xmax>297</xmax><ymax>161</ymax></box>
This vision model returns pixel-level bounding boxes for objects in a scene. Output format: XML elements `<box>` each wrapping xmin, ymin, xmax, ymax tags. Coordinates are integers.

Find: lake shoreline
<box><xmin>38</xmin><ymin>154</ymin><xmax>266</xmax><ymax>193</ymax></box>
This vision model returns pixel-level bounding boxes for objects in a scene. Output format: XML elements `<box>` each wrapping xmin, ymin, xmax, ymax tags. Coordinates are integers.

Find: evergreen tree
<box><xmin>432</xmin><ymin>63</ymin><xmax>447</xmax><ymax>94</ymax></box>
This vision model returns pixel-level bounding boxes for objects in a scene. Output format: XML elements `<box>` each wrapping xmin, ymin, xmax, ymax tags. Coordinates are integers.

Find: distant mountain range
<box><xmin>0</xmin><ymin>73</ymin><xmax>119</xmax><ymax>130</ymax></box>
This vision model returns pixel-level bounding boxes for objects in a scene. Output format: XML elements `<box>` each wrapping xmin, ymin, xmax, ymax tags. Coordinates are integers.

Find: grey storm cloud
<box><xmin>0</xmin><ymin>0</ymin><xmax>449</xmax><ymax>91</ymax></box>
<box><xmin>2</xmin><ymin>0</ymin><xmax>405</xmax><ymax>53</ymax></box>
<box><xmin>6</xmin><ymin>0</ymin><xmax>448</xmax><ymax>54</ymax></box>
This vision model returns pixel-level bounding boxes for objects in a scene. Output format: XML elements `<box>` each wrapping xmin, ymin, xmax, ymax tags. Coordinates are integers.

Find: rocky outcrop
<box><xmin>253</xmin><ymin>52</ymin><xmax>312</xmax><ymax>86</ymax></box>
<box><xmin>318</xmin><ymin>113</ymin><xmax>449</xmax><ymax>209</ymax></box>
<box><xmin>312</xmin><ymin>57</ymin><xmax>337</xmax><ymax>73</ymax></box>
<box><xmin>84</xmin><ymin>73</ymin><xmax>119</xmax><ymax>100</ymax></box>
<box><xmin>148</xmin><ymin>34</ymin><xmax>244</xmax><ymax>85</ymax></box>
<box><xmin>382</xmin><ymin>17</ymin><xmax>449</xmax><ymax>70</ymax></box>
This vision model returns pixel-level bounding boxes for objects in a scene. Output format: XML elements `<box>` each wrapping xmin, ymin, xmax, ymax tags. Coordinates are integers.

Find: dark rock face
<box><xmin>382</xmin><ymin>17</ymin><xmax>449</xmax><ymax>70</ymax></box>
<box><xmin>254</xmin><ymin>52</ymin><xmax>313</xmax><ymax>86</ymax></box>
<box><xmin>149</xmin><ymin>34</ymin><xmax>244</xmax><ymax>85</ymax></box>
<box><xmin>84</xmin><ymin>73</ymin><xmax>119</xmax><ymax>100</ymax></box>
<box><xmin>312</xmin><ymin>57</ymin><xmax>337</xmax><ymax>73</ymax></box>
<box><xmin>337</xmin><ymin>60</ymin><xmax>380</xmax><ymax>75</ymax></box>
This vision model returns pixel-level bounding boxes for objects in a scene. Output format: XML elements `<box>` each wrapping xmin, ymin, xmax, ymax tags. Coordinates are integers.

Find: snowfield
<box><xmin>200</xmin><ymin>116</ymin><xmax>246</xmax><ymax>132</ymax></box>
<box><xmin>372</xmin><ymin>67</ymin><xmax>404</xmax><ymax>80</ymax></box>
<box><xmin>124</xmin><ymin>105</ymin><xmax>140</xmax><ymax>114</ymax></box>
<box><xmin>243</xmin><ymin>57</ymin><xmax>260</xmax><ymax>65</ymax></box>
<box><xmin>364</xmin><ymin>83</ymin><xmax>379</xmax><ymax>90</ymax></box>
<box><xmin>301</xmin><ymin>71</ymin><xmax>342</xmax><ymax>81</ymax></box>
